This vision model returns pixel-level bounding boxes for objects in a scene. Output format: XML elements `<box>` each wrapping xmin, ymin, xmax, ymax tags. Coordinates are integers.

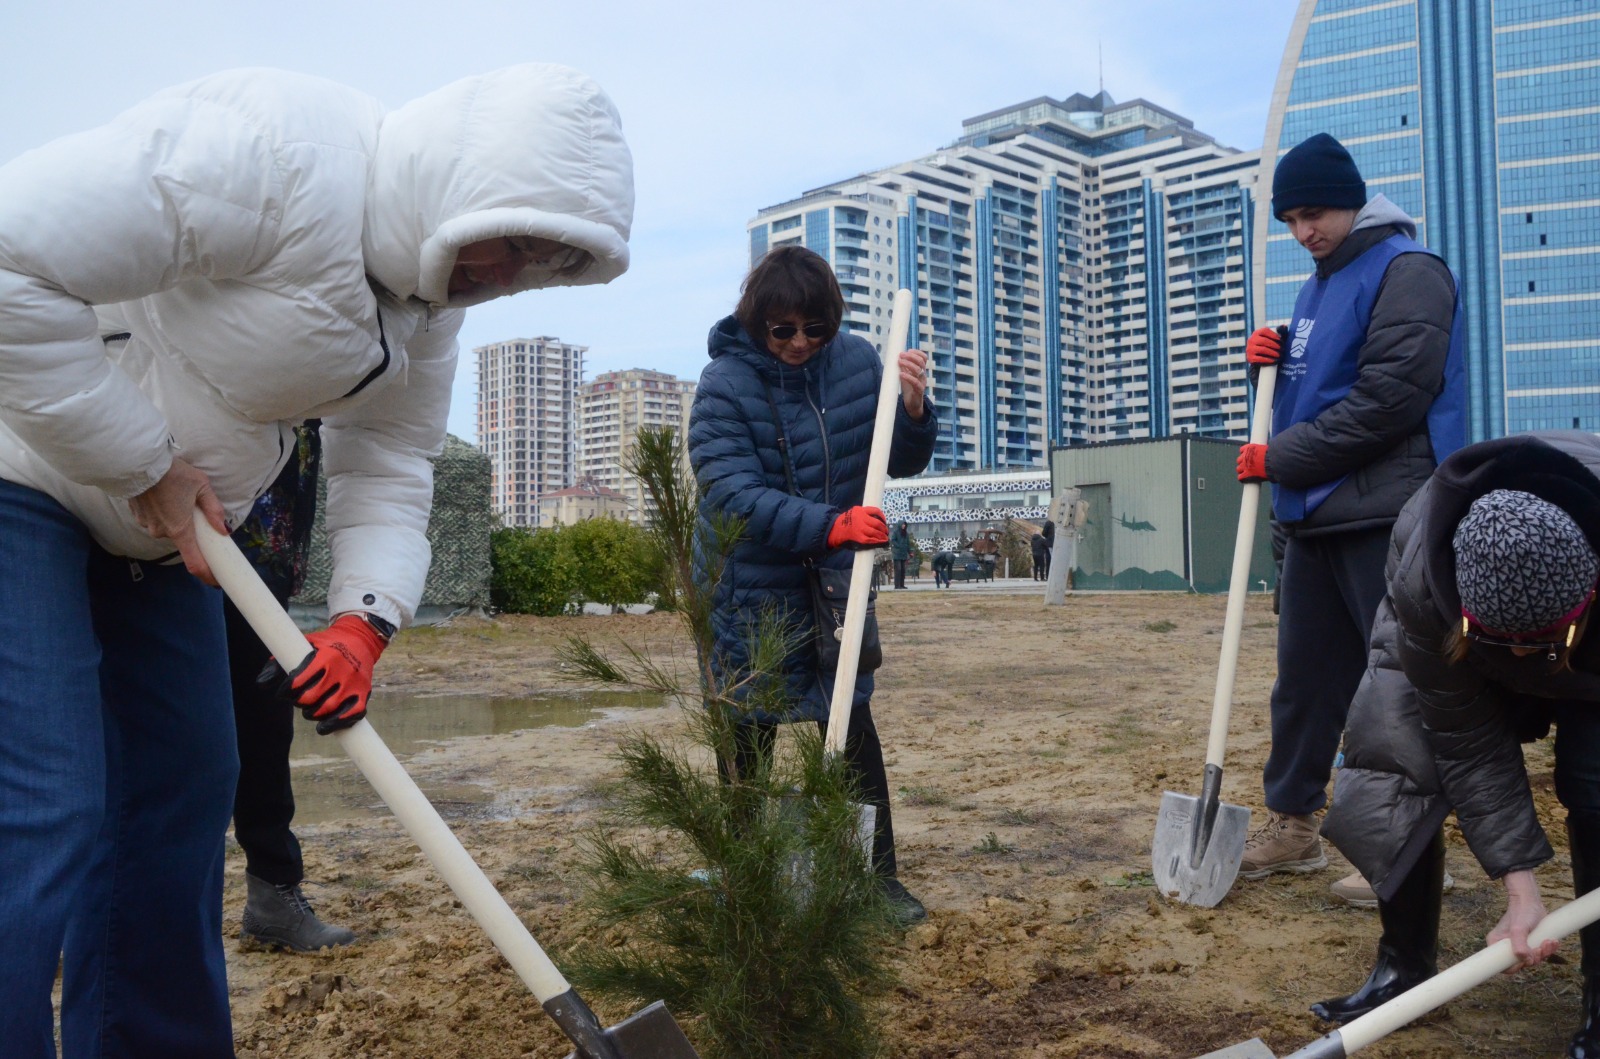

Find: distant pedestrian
<box><xmin>1030</xmin><ymin>532</ymin><xmax>1047</xmax><ymax>581</ymax></box>
<box><xmin>891</xmin><ymin>521</ymin><xmax>912</xmax><ymax>589</ymax></box>
<box><xmin>932</xmin><ymin>550</ymin><xmax>955</xmax><ymax>589</ymax></box>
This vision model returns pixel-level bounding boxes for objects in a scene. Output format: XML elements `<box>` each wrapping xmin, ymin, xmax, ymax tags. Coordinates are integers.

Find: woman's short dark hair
<box><xmin>735</xmin><ymin>245</ymin><xmax>845</xmax><ymax>344</ymax></box>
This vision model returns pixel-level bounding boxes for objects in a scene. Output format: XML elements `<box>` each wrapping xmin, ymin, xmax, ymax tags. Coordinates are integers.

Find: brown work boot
<box><xmin>1239</xmin><ymin>811</ymin><xmax>1327</xmax><ymax>879</ymax></box>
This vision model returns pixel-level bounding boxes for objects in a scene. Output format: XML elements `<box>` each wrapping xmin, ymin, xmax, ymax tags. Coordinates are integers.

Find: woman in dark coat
<box><xmin>1030</xmin><ymin>533</ymin><xmax>1048</xmax><ymax>581</ymax></box>
<box><xmin>1316</xmin><ymin>431</ymin><xmax>1600</xmax><ymax>1057</ymax></box>
<box><xmin>687</xmin><ymin>245</ymin><xmax>937</xmax><ymax>923</ymax></box>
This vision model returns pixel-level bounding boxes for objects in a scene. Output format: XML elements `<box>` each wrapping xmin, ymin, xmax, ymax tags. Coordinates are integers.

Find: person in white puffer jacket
<box><xmin>0</xmin><ymin>64</ymin><xmax>633</xmax><ymax>1058</ymax></box>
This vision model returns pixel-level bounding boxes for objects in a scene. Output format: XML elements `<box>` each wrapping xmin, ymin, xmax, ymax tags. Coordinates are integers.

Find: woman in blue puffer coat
<box><xmin>688</xmin><ymin>245</ymin><xmax>937</xmax><ymax>923</ymax></box>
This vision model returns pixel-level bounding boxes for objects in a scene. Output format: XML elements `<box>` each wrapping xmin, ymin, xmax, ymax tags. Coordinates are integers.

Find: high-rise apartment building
<box><xmin>578</xmin><ymin>368</ymin><xmax>696</xmax><ymax>524</ymax></box>
<box><xmin>475</xmin><ymin>336</ymin><xmax>584</xmax><ymax>527</ymax></box>
<box><xmin>1259</xmin><ymin>0</ymin><xmax>1600</xmax><ymax>440</ymax></box>
<box><xmin>749</xmin><ymin>91</ymin><xmax>1261</xmax><ymax>473</ymax></box>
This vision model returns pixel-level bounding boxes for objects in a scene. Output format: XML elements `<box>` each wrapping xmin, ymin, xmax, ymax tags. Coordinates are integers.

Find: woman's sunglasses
<box><xmin>767</xmin><ymin>322</ymin><xmax>829</xmax><ymax>341</ymax></box>
<box><xmin>1462</xmin><ymin>616</ymin><xmax>1579</xmax><ymax>660</ymax></box>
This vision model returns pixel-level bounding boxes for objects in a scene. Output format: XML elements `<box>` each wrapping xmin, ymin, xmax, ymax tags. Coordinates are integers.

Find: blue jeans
<box><xmin>0</xmin><ymin>480</ymin><xmax>238</xmax><ymax>1058</ymax></box>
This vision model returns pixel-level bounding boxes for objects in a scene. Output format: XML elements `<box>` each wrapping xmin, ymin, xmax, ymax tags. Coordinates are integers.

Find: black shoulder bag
<box><xmin>759</xmin><ymin>378</ymin><xmax>882</xmax><ymax>674</ymax></box>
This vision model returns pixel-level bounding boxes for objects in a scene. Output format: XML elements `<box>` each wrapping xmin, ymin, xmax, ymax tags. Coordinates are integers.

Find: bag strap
<box><xmin>760</xmin><ymin>375</ymin><xmax>829</xmax><ymax>578</ymax></box>
<box><xmin>758</xmin><ymin>376</ymin><xmax>801</xmax><ymax>497</ymax></box>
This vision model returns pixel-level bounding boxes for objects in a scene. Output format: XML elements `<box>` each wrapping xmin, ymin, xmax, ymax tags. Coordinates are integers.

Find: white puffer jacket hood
<box><xmin>0</xmin><ymin>65</ymin><xmax>634</xmax><ymax>624</ymax></box>
<box><xmin>366</xmin><ymin>63</ymin><xmax>634</xmax><ymax>308</ymax></box>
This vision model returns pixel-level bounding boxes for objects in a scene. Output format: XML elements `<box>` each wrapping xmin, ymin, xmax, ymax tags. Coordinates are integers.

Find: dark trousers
<box><xmin>225</xmin><ymin>590</ymin><xmax>304</xmax><ymax>887</ymax></box>
<box><xmin>1556</xmin><ymin>703</ymin><xmax>1600</xmax><ymax>976</ymax></box>
<box><xmin>721</xmin><ymin>703</ymin><xmax>898</xmax><ymax>878</ymax></box>
<box><xmin>893</xmin><ymin>559</ymin><xmax>907</xmax><ymax>589</ymax></box>
<box><xmin>1264</xmin><ymin>527</ymin><xmax>1392</xmax><ymax>816</ymax></box>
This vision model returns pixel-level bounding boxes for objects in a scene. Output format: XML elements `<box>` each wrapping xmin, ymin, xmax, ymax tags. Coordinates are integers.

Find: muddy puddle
<box><xmin>284</xmin><ymin>689</ymin><xmax>663</xmax><ymax>823</ymax></box>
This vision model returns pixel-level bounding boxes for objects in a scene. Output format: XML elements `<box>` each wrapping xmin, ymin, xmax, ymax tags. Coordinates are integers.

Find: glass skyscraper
<box><xmin>1257</xmin><ymin>0</ymin><xmax>1600</xmax><ymax>440</ymax></box>
<box><xmin>749</xmin><ymin>93</ymin><xmax>1261</xmax><ymax>474</ymax></box>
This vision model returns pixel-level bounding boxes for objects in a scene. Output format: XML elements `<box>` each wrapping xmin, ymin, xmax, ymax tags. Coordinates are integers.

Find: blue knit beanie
<box><xmin>1273</xmin><ymin>133</ymin><xmax>1367</xmax><ymax>217</ymax></box>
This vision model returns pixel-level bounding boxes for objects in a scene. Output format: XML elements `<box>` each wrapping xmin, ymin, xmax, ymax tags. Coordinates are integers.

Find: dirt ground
<box><xmin>225</xmin><ymin>588</ymin><xmax>1584</xmax><ymax>1059</ymax></box>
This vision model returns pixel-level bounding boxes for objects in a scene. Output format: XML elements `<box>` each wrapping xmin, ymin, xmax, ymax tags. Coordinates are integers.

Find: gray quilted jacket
<box><xmin>1322</xmin><ymin>431</ymin><xmax>1600</xmax><ymax>899</ymax></box>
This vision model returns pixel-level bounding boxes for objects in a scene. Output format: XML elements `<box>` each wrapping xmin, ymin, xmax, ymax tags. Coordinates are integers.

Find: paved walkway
<box><xmin>881</xmin><ymin>576</ymin><xmax>1047</xmax><ymax>595</ymax></box>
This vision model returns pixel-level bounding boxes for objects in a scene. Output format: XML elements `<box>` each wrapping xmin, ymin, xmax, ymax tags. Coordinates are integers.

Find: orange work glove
<box><xmin>828</xmin><ymin>505</ymin><xmax>889</xmax><ymax>550</ymax></box>
<box><xmin>1245</xmin><ymin>326</ymin><xmax>1285</xmax><ymax>366</ymax></box>
<box><xmin>271</xmin><ymin>613</ymin><xmax>390</xmax><ymax>734</ymax></box>
<box><xmin>1237</xmin><ymin>443</ymin><xmax>1270</xmax><ymax>484</ymax></box>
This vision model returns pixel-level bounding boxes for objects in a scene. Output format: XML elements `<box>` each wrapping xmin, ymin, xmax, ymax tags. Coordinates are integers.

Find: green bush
<box><xmin>564</xmin><ymin>517</ymin><xmax>658</xmax><ymax>611</ymax></box>
<box><xmin>490</xmin><ymin>526</ymin><xmax>575</xmax><ymax>616</ymax></box>
<box><xmin>490</xmin><ymin>519</ymin><xmax>661</xmax><ymax>616</ymax></box>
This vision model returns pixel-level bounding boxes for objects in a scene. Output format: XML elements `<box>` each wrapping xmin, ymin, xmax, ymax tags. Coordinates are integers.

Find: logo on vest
<box><xmin>1280</xmin><ymin>318</ymin><xmax>1315</xmax><ymax>380</ymax></box>
<box><xmin>1289</xmin><ymin>318</ymin><xmax>1314</xmax><ymax>358</ymax></box>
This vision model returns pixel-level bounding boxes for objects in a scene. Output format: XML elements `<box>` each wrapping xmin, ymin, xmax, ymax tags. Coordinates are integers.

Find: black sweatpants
<box><xmin>226</xmin><ymin>588</ymin><xmax>304</xmax><ymax>887</ymax></box>
<box><xmin>722</xmin><ymin>702</ymin><xmax>898</xmax><ymax>878</ymax></box>
<box><xmin>1263</xmin><ymin>526</ymin><xmax>1392</xmax><ymax>816</ymax></box>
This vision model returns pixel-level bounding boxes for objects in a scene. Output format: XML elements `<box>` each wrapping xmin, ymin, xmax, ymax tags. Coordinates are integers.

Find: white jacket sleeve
<box><xmin>0</xmin><ymin>97</ymin><xmax>276</xmax><ymax>497</ymax></box>
<box><xmin>321</xmin><ymin>308</ymin><xmax>463</xmax><ymax>627</ymax></box>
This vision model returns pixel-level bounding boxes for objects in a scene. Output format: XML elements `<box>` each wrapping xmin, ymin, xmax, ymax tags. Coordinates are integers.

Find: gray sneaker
<box><xmin>1330</xmin><ymin>869</ymin><xmax>1455</xmax><ymax>909</ymax></box>
<box><xmin>241</xmin><ymin>873</ymin><xmax>357</xmax><ymax>952</ymax></box>
<box><xmin>1238</xmin><ymin>811</ymin><xmax>1328</xmax><ymax>879</ymax></box>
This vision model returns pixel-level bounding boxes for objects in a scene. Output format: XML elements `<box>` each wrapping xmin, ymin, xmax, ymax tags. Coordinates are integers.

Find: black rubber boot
<box><xmin>1311</xmin><ymin>830</ymin><xmax>1443</xmax><ymax>1023</ymax></box>
<box><xmin>241</xmin><ymin>872</ymin><xmax>357</xmax><ymax>952</ymax></box>
<box><xmin>879</xmin><ymin>877</ymin><xmax>927</xmax><ymax>927</ymax></box>
<box><xmin>1566</xmin><ymin>812</ymin><xmax>1600</xmax><ymax>1057</ymax></box>
<box><xmin>1572</xmin><ymin>980</ymin><xmax>1600</xmax><ymax>1059</ymax></box>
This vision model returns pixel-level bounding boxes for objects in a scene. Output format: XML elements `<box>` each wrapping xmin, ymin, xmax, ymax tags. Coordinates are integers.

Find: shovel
<box><xmin>1151</xmin><ymin>361</ymin><xmax>1279</xmax><ymax>907</ymax></box>
<box><xmin>1196</xmin><ymin>884</ymin><xmax>1600</xmax><ymax>1058</ymax></box>
<box><xmin>193</xmin><ymin>513</ymin><xmax>700</xmax><ymax>1059</ymax></box>
<box><xmin>821</xmin><ymin>287</ymin><xmax>914</xmax><ymax>862</ymax></box>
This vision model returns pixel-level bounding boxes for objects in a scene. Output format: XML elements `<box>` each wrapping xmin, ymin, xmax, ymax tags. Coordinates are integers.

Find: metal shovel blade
<box><xmin>1152</xmin><ymin>767</ymin><xmax>1250</xmax><ymax>908</ymax></box>
<box><xmin>1195</xmin><ymin>1034</ymin><xmax>1349</xmax><ymax>1058</ymax></box>
<box><xmin>599</xmin><ymin>1000</ymin><xmax>702</xmax><ymax>1058</ymax></box>
<box><xmin>550</xmin><ymin>990</ymin><xmax>701</xmax><ymax>1059</ymax></box>
<box><xmin>1193</xmin><ymin>1040</ymin><xmax>1278</xmax><ymax>1059</ymax></box>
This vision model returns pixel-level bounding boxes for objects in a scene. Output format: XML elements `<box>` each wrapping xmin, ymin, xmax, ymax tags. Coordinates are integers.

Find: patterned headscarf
<box><xmin>1454</xmin><ymin>489</ymin><xmax>1599</xmax><ymax>636</ymax></box>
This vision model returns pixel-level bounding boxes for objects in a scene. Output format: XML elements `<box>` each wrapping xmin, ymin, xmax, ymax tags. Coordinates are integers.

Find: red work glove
<box><xmin>828</xmin><ymin>505</ymin><xmax>889</xmax><ymax>550</ymax></box>
<box><xmin>1245</xmin><ymin>326</ymin><xmax>1284</xmax><ymax>366</ymax></box>
<box><xmin>1237</xmin><ymin>443</ymin><xmax>1270</xmax><ymax>484</ymax></box>
<box><xmin>273</xmin><ymin>613</ymin><xmax>390</xmax><ymax>734</ymax></box>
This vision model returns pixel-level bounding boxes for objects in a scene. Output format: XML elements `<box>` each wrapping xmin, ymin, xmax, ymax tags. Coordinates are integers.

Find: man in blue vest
<box><xmin>1235</xmin><ymin>133</ymin><xmax>1467</xmax><ymax>894</ymax></box>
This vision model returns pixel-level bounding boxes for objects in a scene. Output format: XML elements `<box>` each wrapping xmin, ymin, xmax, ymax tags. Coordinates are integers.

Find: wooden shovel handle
<box><xmin>193</xmin><ymin>512</ymin><xmax>573</xmax><ymax>1003</ymax></box>
<box><xmin>1203</xmin><ymin>364</ymin><xmax>1277</xmax><ymax>769</ymax></box>
<box><xmin>823</xmin><ymin>289</ymin><xmax>913</xmax><ymax>756</ymax></box>
<box><xmin>1331</xmin><ymin>885</ymin><xmax>1600</xmax><ymax>1054</ymax></box>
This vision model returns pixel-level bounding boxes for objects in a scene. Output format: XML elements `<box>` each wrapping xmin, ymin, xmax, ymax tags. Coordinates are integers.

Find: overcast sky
<box><xmin>4</xmin><ymin>1</ymin><xmax>1299</xmax><ymax>442</ymax></box>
